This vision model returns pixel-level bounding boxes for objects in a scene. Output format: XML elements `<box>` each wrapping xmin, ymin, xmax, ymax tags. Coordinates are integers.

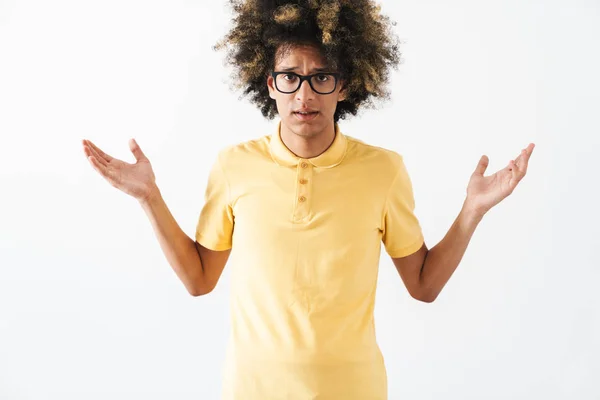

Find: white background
<box><xmin>1</xmin><ymin>0</ymin><xmax>598</xmax><ymax>399</ymax></box>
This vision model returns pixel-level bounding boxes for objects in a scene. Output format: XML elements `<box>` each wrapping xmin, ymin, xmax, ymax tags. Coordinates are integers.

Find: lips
<box><xmin>293</xmin><ymin>111</ymin><xmax>319</xmax><ymax>121</ymax></box>
<box><xmin>294</xmin><ymin>110</ymin><xmax>318</xmax><ymax>115</ymax></box>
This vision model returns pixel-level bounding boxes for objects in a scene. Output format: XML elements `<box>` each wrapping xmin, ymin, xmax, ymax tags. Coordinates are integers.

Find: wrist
<box><xmin>460</xmin><ymin>200</ymin><xmax>486</xmax><ymax>224</ymax></box>
<box><xmin>139</xmin><ymin>185</ymin><xmax>161</xmax><ymax>208</ymax></box>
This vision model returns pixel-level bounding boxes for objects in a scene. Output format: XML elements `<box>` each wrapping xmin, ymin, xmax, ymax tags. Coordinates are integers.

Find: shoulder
<box><xmin>344</xmin><ymin>134</ymin><xmax>405</xmax><ymax>171</ymax></box>
<box><xmin>216</xmin><ymin>135</ymin><xmax>271</xmax><ymax>167</ymax></box>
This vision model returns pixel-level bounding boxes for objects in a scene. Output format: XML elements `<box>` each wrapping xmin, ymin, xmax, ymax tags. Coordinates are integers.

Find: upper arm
<box><xmin>381</xmin><ymin>153</ymin><xmax>428</xmax><ymax>299</ymax></box>
<box><xmin>381</xmin><ymin>154</ymin><xmax>423</xmax><ymax>258</ymax></box>
<box><xmin>381</xmin><ymin>154</ymin><xmax>424</xmax><ymax>258</ymax></box>
<box><xmin>194</xmin><ymin>241</ymin><xmax>231</xmax><ymax>294</ymax></box>
<box><xmin>195</xmin><ymin>151</ymin><xmax>234</xmax><ymax>249</ymax></box>
<box><xmin>193</xmin><ymin>150</ymin><xmax>235</xmax><ymax>293</ymax></box>
<box><xmin>392</xmin><ymin>242</ymin><xmax>428</xmax><ymax>301</ymax></box>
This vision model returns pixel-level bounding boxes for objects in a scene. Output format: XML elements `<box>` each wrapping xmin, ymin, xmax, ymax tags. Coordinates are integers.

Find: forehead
<box><xmin>274</xmin><ymin>44</ymin><xmax>331</xmax><ymax>69</ymax></box>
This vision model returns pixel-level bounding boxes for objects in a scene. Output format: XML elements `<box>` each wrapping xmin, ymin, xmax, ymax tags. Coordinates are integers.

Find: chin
<box><xmin>290</xmin><ymin>122</ymin><xmax>322</xmax><ymax>138</ymax></box>
<box><xmin>286</xmin><ymin>115</ymin><xmax>324</xmax><ymax>136</ymax></box>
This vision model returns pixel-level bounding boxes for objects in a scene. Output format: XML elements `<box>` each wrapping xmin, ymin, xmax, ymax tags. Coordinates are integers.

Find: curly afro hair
<box><xmin>213</xmin><ymin>0</ymin><xmax>402</xmax><ymax>123</ymax></box>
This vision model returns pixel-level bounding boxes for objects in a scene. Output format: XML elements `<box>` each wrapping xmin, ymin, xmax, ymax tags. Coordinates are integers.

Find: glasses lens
<box><xmin>275</xmin><ymin>74</ymin><xmax>298</xmax><ymax>93</ymax></box>
<box><xmin>310</xmin><ymin>74</ymin><xmax>336</xmax><ymax>94</ymax></box>
<box><xmin>275</xmin><ymin>73</ymin><xmax>337</xmax><ymax>94</ymax></box>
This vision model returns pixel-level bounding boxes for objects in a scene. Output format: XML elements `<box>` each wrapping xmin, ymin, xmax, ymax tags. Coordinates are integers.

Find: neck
<box><xmin>279</xmin><ymin>120</ymin><xmax>336</xmax><ymax>159</ymax></box>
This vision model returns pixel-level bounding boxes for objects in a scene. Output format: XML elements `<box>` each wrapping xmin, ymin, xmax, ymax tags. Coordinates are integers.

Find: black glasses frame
<box><xmin>271</xmin><ymin>71</ymin><xmax>341</xmax><ymax>95</ymax></box>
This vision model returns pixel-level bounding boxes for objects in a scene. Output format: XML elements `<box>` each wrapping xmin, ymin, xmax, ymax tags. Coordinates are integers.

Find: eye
<box><xmin>283</xmin><ymin>74</ymin><xmax>297</xmax><ymax>81</ymax></box>
<box><xmin>315</xmin><ymin>74</ymin><xmax>330</xmax><ymax>82</ymax></box>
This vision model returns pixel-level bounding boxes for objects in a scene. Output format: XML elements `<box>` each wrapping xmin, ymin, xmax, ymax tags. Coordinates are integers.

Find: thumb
<box><xmin>129</xmin><ymin>138</ymin><xmax>147</xmax><ymax>162</ymax></box>
<box><xmin>473</xmin><ymin>155</ymin><xmax>489</xmax><ymax>176</ymax></box>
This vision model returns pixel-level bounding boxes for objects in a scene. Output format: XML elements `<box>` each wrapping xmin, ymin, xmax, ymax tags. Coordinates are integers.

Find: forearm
<box><xmin>419</xmin><ymin>201</ymin><xmax>484</xmax><ymax>302</ymax></box>
<box><xmin>139</xmin><ymin>186</ymin><xmax>205</xmax><ymax>295</ymax></box>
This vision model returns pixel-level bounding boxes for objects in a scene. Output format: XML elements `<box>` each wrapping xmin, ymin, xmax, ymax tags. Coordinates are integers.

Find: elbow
<box><xmin>411</xmin><ymin>288</ymin><xmax>438</xmax><ymax>303</ymax></box>
<box><xmin>189</xmin><ymin>288</ymin><xmax>209</xmax><ymax>297</ymax></box>
<box><xmin>187</xmin><ymin>280</ymin><xmax>215</xmax><ymax>297</ymax></box>
<box><xmin>189</xmin><ymin>286</ymin><xmax>213</xmax><ymax>297</ymax></box>
<box><xmin>416</xmin><ymin>294</ymin><xmax>437</xmax><ymax>303</ymax></box>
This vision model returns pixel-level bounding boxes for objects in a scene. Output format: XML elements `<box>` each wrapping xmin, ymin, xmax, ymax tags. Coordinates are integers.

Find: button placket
<box><xmin>292</xmin><ymin>160</ymin><xmax>313</xmax><ymax>223</ymax></box>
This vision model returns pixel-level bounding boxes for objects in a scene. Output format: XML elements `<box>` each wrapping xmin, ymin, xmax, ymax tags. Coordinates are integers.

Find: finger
<box><xmin>526</xmin><ymin>142</ymin><xmax>535</xmax><ymax>154</ymax></box>
<box><xmin>521</xmin><ymin>151</ymin><xmax>530</xmax><ymax>173</ymax></box>
<box><xmin>474</xmin><ymin>155</ymin><xmax>489</xmax><ymax>176</ymax></box>
<box><xmin>87</xmin><ymin>155</ymin><xmax>119</xmax><ymax>185</ymax></box>
<box><xmin>504</xmin><ymin>158</ymin><xmax>520</xmax><ymax>176</ymax></box>
<box><xmin>518</xmin><ymin>143</ymin><xmax>535</xmax><ymax>164</ymax></box>
<box><xmin>512</xmin><ymin>150</ymin><xmax>523</xmax><ymax>169</ymax></box>
<box><xmin>508</xmin><ymin>159</ymin><xmax>517</xmax><ymax>172</ymax></box>
<box><xmin>516</xmin><ymin>147</ymin><xmax>532</xmax><ymax>176</ymax></box>
<box><xmin>523</xmin><ymin>143</ymin><xmax>535</xmax><ymax>163</ymax></box>
<box><xmin>508</xmin><ymin>160</ymin><xmax>520</xmax><ymax>189</ymax></box>
<box><xmin>87</xmin><ymin>154</ymin><xmax>109</xmax><ymax>176</ymax></box>
<box><xmin>84</xmin><ymin>140</ymin><xmax>114</xmax><ymax>163</ymax></box>
<box><xmin>509</xmin><ymin>158</ymin><xmax>527</xmax><ymax>187</ymax></box>
<box><xmin>84</xmin><ymin>143</ymin><xmax>108</xmax><ymax>167</ymax></box>
<box><xmin>129</xmin><ymin>138</ymin><xmax>147</xmax><ymax>162</ymax></box>
<box><xmin>514</xmin><ymin>142</ymin><xmax>535</xmax><ymax>163</ymax></box>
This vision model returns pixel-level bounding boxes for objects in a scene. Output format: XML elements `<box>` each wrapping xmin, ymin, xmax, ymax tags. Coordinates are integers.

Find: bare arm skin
<box><xmin>82</xmin><ymin>138</ymin><xmax>230</xmax><ymax>296</ymax></box>
<box><xmin>139</xmin><ymin>188</ymin><xmax>231</xmax><ymax>296</ymax></box>
<box><xmin>392</xmin><ymin>204</ymin><xmax>482</xmax><ymax>303</ymax></box>
<box><xmin>392</xmin><ymin>143</ymin><xmax>534</xmax><ymax>303</ymax></box>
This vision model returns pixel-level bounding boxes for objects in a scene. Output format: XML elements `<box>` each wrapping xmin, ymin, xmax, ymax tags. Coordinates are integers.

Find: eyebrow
<box><xmin>278</xmin><ymin>66</ymin><xmax>330</xmax><ymax>73</ymax></box>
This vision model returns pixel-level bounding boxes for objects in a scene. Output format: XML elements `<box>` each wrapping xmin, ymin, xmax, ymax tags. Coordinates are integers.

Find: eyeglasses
<box><xmin>271</xmin><ymin>71</ymin><xmax>341</xmax><ymax>95</ymax></box>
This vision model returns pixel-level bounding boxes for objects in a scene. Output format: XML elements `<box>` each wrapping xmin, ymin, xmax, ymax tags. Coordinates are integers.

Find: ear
<box><xmin>337</xmin><ymin>80</ymin><xmax>347</xmax><ymax>102</ymax></box>
<box><xmin>267</xmin><ymin>75</ymin><xmax>276</xmax><ymax>100</ymax></box>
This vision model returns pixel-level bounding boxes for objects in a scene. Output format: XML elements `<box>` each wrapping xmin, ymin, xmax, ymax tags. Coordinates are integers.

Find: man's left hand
<box><xmin>464</xmin><ymin>143</ymin><xmax>535</xmax><ymax>217</ymax></box>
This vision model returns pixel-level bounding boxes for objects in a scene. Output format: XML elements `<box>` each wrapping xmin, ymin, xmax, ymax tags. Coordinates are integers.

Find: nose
<box><xmin>296</xmin><ymin>78</ymin><xmax>315</xmax><ymax>102</ymax></box>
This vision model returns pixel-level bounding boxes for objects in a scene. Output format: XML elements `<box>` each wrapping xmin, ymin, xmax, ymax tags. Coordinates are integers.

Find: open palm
<box><xmin>466</xmin><ymin>143</ymin><xmax>535</xmax><ymax>216</ymax></box>
<box><xmin>82</xmin><ymin>138</ymin><xmax>157</xmax><ymax>202</ymax></box>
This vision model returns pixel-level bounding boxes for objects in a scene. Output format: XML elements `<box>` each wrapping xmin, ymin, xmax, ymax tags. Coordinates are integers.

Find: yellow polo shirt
<box><xmin>195</xmin><ymin>120</ymin><xmax>424</xmax><ymax>399</ymax></box>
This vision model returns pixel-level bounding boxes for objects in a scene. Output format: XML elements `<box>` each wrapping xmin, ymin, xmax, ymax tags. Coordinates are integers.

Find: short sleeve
<box><xmin>381</xmin><ymin>155</ymin><xmax>424</xmax><ymax>258</ymax></box>
<box><xmin>194</xmin><ymin>152</ymin><xmax>234</xmax><ymax>251</ymax></box>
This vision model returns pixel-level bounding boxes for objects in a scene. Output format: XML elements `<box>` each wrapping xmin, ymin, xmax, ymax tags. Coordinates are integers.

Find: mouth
<box><xmin>293</xmin><ymin>111</ymin><xmax>319</xmax><ymax>121</ymax></box>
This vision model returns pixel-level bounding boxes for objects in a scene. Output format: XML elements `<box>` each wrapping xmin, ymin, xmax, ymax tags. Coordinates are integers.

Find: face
<box><xmin>267</xmin><ymin>44</ymin><xmax>346</xmax><ymax>139</ymax></box>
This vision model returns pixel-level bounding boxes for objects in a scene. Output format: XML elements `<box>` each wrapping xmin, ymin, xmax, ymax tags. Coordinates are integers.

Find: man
<box><xmin>82</xmin><ymin>1</ymin><xmax>534</xmax><ymax>398</ymax></box>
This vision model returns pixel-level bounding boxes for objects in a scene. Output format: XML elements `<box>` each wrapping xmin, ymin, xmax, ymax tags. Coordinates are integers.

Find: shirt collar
<box><xmin>269</xmin><ymin>120</ymin><xmax>348</xmax><ymax>168</ymax></box>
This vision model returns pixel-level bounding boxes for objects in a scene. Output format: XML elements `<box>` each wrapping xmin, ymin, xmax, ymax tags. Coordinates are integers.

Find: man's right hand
<box><xmin>82</xmin><ymin>138</ymin><xmax>158</xmax><ymax>203</ymax></box>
